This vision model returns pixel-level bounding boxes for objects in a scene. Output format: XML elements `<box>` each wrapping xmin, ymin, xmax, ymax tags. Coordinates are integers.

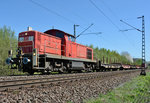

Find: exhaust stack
<box><xmin>27</xmin><ymin>27</ymin><xmax>32</xmax><ymax>31</ymax></box>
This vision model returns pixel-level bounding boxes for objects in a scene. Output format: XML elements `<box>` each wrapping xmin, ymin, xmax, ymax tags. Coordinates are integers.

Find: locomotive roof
<box><xmin>44</xmin><ymin>29</ymin><xmax>75</xmax><ymax>38</ymax></box>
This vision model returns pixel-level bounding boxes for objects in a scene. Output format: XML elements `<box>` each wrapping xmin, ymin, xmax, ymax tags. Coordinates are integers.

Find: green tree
<box><xmin>0</xmin><ymin>26</ymin><xmax>17</xmax><ymax>74</ymax></box>
<box><xmin>134</xmin><ymin>59</ymin><xmax>142</xmax><ymax>65</ymax></box>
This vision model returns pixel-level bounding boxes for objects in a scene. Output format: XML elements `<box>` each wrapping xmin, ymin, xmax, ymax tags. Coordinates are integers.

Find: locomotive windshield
<box><xmin>19</xmin><ymin>36</ymin><xmax>34</xmax><ymax>42</ymax></box>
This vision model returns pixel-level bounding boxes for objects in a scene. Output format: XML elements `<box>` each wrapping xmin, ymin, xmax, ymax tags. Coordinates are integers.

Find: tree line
<box><xmin>88</xmin><ymin>44</ymin><xmax>142</xmax><ymax>65</ymax></box>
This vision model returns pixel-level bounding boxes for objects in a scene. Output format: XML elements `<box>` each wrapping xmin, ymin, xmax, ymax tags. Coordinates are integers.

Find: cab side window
<box><xmin>68</xmin><ymin>36</ymin><xmax>71</xmax><ymax>41</ymax></box>
<box><xmin>68</xmin><ymin>36</ymin><xmax>75</xmax><ymax>42</ymax></box>
<box><xmin>71</xmin><ymin>36</ymin><xmax>75</xmax><ymax>42</ymax></box>
<box><xmin>56</xmin><ymin>32</ymin><xmax>64</xmax><ymax>38</ymax></box>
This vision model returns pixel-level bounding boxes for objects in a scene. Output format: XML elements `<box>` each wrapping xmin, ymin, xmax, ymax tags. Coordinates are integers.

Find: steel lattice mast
<box><xmin>120</xmin><ymin>15</ymin><xmax>146</xmax><ymax>75</ymax></box>
<box><xmin>141</xmin><ymin>16</ymin><xmax>145</xmax><ymax>67</ymax></box>
<box><xmin>139</xmin><ymin>16</ymin><xmax>146</xmax><ymax>75</ymax></box>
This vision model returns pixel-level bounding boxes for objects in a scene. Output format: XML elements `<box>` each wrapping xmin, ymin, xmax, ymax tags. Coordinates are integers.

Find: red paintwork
<box><xmin>18</xmin><ymin>29</ymin><xmax>93</xmax><ymax>60</ymax></box>
<box><xmin>18</xmin><ymin>31</ymin><xmax>61</xmax><ymax>55</ymax></box>
<box><xmin>45</xmin><ymin>29</ymin><xmax>93</xmax><ymax>60</ymax></box>
<box><xmin>18</xmin><ymin>31</ymin><xmax>35</xmax><ymax>53</ymax></box>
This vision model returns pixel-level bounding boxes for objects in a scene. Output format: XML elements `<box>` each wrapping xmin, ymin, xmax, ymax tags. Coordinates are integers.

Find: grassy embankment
<box><xmin>86</xmin><ymin>71</ymin><xmax>150</xmax><ymax>103</ymax></box>
<box><xmin>0</xmin><ymin>67</ymin><xmax>26</xmax><ymax>76</ymax></box>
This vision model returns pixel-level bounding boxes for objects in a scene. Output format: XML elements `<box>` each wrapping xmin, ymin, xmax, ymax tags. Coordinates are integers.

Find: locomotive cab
<box><xmin>44</xmin><ymin>29</ymin><xmax>76</xmax><ymax>57</ymax></box>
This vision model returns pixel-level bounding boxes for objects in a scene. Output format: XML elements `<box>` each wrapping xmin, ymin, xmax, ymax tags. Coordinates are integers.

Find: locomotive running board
<box><xmin>40</xmin><ymin>53</ymin><xmax>97</xmax><ymax>63</ymax></box>
<box><xmin>33</xmin><ymin>67</ymin><xmax>45</xmax><ymax>70</ymax></box>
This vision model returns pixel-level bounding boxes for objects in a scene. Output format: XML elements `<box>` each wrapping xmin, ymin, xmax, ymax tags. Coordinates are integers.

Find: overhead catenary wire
<box><xmin>89</xmin><ymin>0</ymin><xmax>125</xmax><ymax>48</ymax></box>
<box><xmin>29</xmin><ymin>0</ymin><xmax>96</xmax><ymax>35</ymax></box>
<box><xmin>89</xmin><ymin>0</ymin><xmax>120</xmax><ymax>30</ymax></box>
<box><xmin>97</xmin><ymin>0</ymin><xmax>138</xmax><ymax>44</ymax></box>
<box><xmin>29</xmin><ymin>0</ymin><xmax>75</xmax><ymax>24</ymax></box>
<box><xmin>98</xmin><ymin>0</ymin><xmax>140</xmax><ymax>49</ymax></box>
<box><xmin>89</xmin><ymin>0</ymin><xmax>135</xmax><ymax>45</ymax></box>
<box><xmin>89</xmin><ymin>0</ymin><xmax>143</xmax><ymax>58</ymax></box>
<box><xmin>99</xmin><ymin>0</ymin><xmax>119</xmax><ymax>20</ymax></box>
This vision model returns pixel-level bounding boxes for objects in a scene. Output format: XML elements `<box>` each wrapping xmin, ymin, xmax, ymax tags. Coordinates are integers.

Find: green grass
<box><xmin>0</xmin><ymin>66</ymin><xmax>26</xmax><ymax>76</ymax></box>
<box><xmin>86</xmin><ymin>72</ymin><xmax>150</xmax><ymax>103</ymax></box>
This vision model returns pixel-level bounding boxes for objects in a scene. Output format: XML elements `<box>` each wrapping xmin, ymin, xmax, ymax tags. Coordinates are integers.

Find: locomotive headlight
<box><xmin>33</xmin><ymin>53</ymin><xmax>36</xmax><ymax>56</ymax></box>
<box><xmin>6</xmin><ymin>58</ymin><xmax>13</xmax><ymax>65</ymax></box>
<box><xmin>23</xmin><ymin>57</ymin><xmax>31</xmax><ymax>64</ymax></box>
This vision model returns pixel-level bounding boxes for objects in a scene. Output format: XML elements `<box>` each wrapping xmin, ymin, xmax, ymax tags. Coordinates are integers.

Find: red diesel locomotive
<box><xmin>6</xmin><ymin>28</ymin><xmax>97</xmax><ymax>74</ymax></box>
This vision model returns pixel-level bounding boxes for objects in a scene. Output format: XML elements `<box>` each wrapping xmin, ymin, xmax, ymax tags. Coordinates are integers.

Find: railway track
<box><xmin>0</xmin><ymin>69</ymin><xmax>141</xmax><ymax>92</ymax></box>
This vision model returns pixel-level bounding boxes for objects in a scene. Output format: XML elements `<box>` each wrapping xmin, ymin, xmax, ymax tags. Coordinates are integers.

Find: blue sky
<box><xmin>0</xmin><ymin>0</ymin><xmax>150</xmax><ymax>61</ymax></box>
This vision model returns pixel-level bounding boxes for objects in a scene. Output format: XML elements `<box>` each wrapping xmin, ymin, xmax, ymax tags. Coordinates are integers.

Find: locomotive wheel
<box><xmin>45</xmin><ymin>70</ymin><xmax>50</xmax><ymax>75</ymax></box>
<box><xmin>96</xmin><ymin>69</ymin><xmax>100</xmax><ymax>72</ymax></box>
<box><xmin>68</xmin><ymin>70</ymin><xmax>71</xmax><ymax>73</ymax></box>
<box><xmin>58</xmin><ymin>66</ymin><xmax>67</xmax><ymax>74</ymax></box>
<box><xmin>78</xmin><ymin>70</ymin><xmax>83</xmax><ymax>73</ymax></box>
<box><xmin>45</xmin><ymin>65</ymin><xmax>53</xmax><ymax>74</ymax></box>
<box><xmin>41</xmin><ymin>70</ymin><xmax>50</xmax><ymax>75</ymax></box>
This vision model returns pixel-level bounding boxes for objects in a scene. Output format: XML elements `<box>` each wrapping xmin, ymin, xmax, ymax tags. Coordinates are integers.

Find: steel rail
<box><xmin>0</xmin><ymin>69</ymin><xmax>141</xmax><ymax>91</ymax></box>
